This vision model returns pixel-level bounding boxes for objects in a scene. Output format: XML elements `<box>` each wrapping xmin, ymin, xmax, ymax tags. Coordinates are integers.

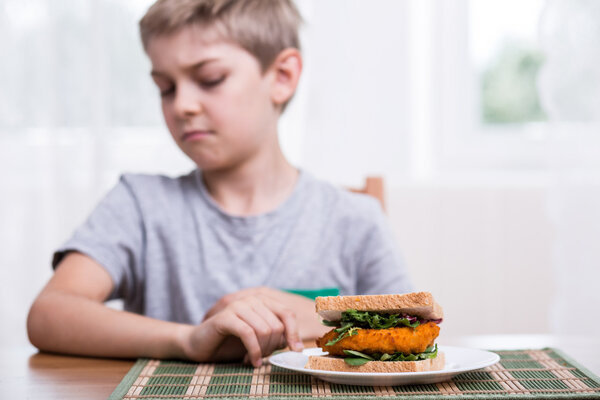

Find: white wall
<box><xmin>388</xmin><ymin>182</ymin><xmax>554</xmax><ymax>337</ymax></box>
<box><xmin>298</xmin><ymin>0</ymin><xmax>413</xmax><ymax>185</ymax></box>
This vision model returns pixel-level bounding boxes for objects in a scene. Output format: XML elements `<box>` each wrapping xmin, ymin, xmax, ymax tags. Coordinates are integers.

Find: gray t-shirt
<box><xmin>53</xmin><ymin>169</ymin><xmax>413</xmax><ymax>324</ymax></box>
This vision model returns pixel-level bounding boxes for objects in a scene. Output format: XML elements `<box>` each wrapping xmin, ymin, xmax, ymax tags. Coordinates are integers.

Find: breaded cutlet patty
<box><xmin>316</xmin><ymin>321</ymin><xmax>440</xmax><ymax>356</ymax></box>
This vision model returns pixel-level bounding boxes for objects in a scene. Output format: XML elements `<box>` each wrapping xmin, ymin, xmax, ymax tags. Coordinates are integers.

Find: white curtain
<box><xmin>0</xmin><ymin>0</ymin><xmax>193</xmax><ymax>346</ymax></box>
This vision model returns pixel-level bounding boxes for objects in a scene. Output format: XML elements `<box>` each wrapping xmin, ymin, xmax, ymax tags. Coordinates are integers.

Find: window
<box><xmin>0</xmin><ymin>0</ymin><xmax>192</xmax><ymax>190</ymax></box>
<box><xmin>0</xmin><ymin>0</ymin><xmax>161</xmax><ymax>130</ymax></box>
<box><xmin>432</xmin><ymin>0</ymin><xmax>549</xmax><ymax>173</ymax></box>
<box><xmin>470</xmin><ymin>0</ymin><xmax>547</xmax><ymax>125</ymax></box>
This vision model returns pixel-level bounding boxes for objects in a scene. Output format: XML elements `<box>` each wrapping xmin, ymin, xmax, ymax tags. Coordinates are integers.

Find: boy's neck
<box><xmin>201</xmin><ymin>149</ymin><xmax>299</xmax><ymax>217</ymax></box>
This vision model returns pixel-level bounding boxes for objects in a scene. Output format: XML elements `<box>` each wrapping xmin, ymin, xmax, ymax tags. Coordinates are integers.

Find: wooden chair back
<box><xmin>348</xmin><ymin>176</ymin><xmax>386</xmax><ymax>212</ymax></box>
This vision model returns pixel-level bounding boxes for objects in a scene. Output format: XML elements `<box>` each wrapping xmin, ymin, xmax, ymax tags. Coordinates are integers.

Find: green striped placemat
<box><xmin>109</xmin><ymin>348</ymin><xmax>600</xmax><ymax>399</ymax></box>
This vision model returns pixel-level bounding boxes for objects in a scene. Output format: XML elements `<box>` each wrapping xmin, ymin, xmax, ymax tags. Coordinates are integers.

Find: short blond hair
<box><xmin>139</xmin><ymin>0</ymin><xmax>302</xmax><ymax>72</ymax></box>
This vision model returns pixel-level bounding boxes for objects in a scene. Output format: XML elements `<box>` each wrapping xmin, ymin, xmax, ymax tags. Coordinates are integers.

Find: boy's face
<box><xmin>147</xmin><ymin>27</ymin><xmax>281</xmax><ymax>171</ymax></box>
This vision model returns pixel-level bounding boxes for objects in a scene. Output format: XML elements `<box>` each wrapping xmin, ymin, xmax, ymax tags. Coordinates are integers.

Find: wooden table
<box><xmin>1</xmin><ymin>335</ymin><xmax>598</xmax><ymax>399</ymax></box>
<box><xmin>0</xmin><ymin>345</ymin><xmax>134</xmax><ymax>399</ymax></box>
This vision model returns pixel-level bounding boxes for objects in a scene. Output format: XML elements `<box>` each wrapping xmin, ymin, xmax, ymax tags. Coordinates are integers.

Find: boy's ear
<box><xmin>269</xmin><ymin>48</ymin><xmax>302</xmax><ymax>107</ymax></box>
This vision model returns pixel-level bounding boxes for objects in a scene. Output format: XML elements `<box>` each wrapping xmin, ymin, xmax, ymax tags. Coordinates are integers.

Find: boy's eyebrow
<box><xmin>151</xmin><ymin>59</ymin><xmax>219</xmax><ymax>77</ymax></box>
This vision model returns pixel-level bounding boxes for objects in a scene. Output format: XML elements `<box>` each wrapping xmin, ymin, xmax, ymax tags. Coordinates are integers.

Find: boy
<box><xmin>27</xmin><ymin>0</ymin><xmax>412</xmax><ymax>368</ymax></box>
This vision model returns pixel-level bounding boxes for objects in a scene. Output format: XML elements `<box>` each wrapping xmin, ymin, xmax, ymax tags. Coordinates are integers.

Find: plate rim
<box><xmin>269</xmin><ymin>345</ymin><xmax>500</xmax><ymax>377</ymax></box>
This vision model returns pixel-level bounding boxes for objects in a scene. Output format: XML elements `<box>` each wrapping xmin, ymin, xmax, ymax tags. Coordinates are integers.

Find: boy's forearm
<box><xmin>27</xmin><ymin>291</ymin><xmax>191</xmax><ymax>360</ymax></box>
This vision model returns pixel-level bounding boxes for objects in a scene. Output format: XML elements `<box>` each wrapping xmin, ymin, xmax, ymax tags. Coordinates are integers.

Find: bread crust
<box><xmin>315</xmin><ymin>292</ymin><xmax>443</xmax><ymax>321</ymax></box>
<box><xmin>306</xmin><ymin>352</ymin><xmax>445</xmax><ymax>373</ymax></box>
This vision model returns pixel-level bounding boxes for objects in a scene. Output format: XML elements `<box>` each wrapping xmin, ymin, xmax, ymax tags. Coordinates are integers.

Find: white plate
<box><xmin>269</xmin><ymin>346</ymin><xmax>500</xmax><ymax>386</ymax></box>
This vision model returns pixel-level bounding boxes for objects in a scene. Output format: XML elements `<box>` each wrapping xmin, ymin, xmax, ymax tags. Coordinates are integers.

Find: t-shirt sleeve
<box><xmin>52</xmin><ymin>176</ymin><xmax>144</xmax><ymax>300</ymax></box>
<box><xmin>353</xmin><ymin>201</ymin><xmax>414</xmax><ymax>295</ymax></box>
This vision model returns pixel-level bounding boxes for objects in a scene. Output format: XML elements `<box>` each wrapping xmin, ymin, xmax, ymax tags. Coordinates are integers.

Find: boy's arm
<box><xmin>27</xmin><ymin>252</ymin><xmax>301</xmax><ymax>366</ymax></box>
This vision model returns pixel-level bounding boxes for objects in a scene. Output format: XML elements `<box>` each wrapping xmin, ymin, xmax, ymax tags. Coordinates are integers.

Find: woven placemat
<box><xmin>108</xmin><ymin>348</ymin><xmax>600</xmax><ymax>400</ymax></box>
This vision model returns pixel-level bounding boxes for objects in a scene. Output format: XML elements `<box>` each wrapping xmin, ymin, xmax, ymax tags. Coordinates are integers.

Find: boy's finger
<box><xmin>222</xmin><ymin>314</ymin><xmax>263</xmax><ymax>367</ymax></box>
<box><xmin>249</xmin><ymin>300</ymin><xmax>286</xmax><ymax>354</ymax></box>
<box><xmin>233</xmin><ymin>302</ymin><xmax>275</xmax><ymax>356</ymax></box>
<box><xmin>268</xmin><ymin>302</ymin><xmax>303</xmax><ymax>352</ymax></box>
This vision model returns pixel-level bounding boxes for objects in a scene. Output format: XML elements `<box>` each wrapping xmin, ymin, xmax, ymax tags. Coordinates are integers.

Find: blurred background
<box><xmin>1</xmin><ymin>0</ymin><xmax>599</xmax><ymax>346</ymax></box>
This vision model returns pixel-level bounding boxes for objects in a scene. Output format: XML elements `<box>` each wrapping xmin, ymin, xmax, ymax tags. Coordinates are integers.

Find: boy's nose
<box><xmin>174</xmin><ymin>85</ymin><xmax>203</xmax><ymax>118</ymax></box>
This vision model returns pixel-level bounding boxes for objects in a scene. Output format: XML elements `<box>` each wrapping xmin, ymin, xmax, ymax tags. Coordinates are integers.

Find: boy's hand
<box><xmin>179</xmin><ymin>295</ymin><xmax>302</xmax><ymax>367</ymax></box>
<box><xmin>203</xmin><ymin>287</ymin><xmax>329</xmax><ymax>340</ymax></box>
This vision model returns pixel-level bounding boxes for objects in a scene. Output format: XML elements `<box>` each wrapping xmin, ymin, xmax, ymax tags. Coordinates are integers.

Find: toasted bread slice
<box><xmin>306</xmin><ymin>352</ymin><xmax>445</xmax><ymax>373</ymax></box>
<box><xmin>315</xmin><ymin>292</ymin><xmax>443</xmax><ymax>321</ymax></box>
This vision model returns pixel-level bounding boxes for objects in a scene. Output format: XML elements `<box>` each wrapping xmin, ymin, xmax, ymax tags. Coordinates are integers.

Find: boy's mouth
<box><xmin>182</xmin><ymin>130</ymin><xmax>214</xmax><ymax>142</ymax></box>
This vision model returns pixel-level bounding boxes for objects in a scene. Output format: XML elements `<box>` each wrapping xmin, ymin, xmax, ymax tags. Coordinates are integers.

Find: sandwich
<box><xmin>306</xmin><ymin>292</ymin><xmax>444</xmax><ymax>373</ymax></box>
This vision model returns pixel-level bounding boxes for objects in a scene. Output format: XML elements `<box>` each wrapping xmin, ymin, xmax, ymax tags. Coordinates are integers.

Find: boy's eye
<box><xmin>200</xmin><ymin>76</ymin><xmax>226</xmax><ymax>88</ymax></box>
<box><xmin>160</xmin><ymin>87</ymin><xmax>175</xmax><ymax>98</ymax></box>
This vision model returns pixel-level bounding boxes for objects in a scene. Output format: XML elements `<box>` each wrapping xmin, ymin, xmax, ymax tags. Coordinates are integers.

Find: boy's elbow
<box><xmin>27</xmin><ymin>296</ymin><xmax>52</xmax><ymax>350</ymax></box>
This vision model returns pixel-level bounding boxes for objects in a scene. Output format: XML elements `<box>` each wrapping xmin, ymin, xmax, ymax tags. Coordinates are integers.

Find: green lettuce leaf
<box><xmin>325</xmin><ymin>326</ymin><xmax>360</xmax><ymax>346</ymax></box>
<box><xmin>343</xmin><ymin>350</ymin><xmax>374</xmax><ymax>366</ymax></box>
<box><xmin>340</xmin><ymin>344</ymin><xmax>439</xmax><ymax>365</ymax></box>
<box><xmin>344</xmin><ymin>357</ymin><xmax>371</xmax><ymax>366</ymax></box>
<box><xmin>324</xmin><ymin>310</ymin><xmax>421</xmax><ymax>330</ymax></box>
<box><xmin>343</xmin><ymin>350</ymin><xmax>374</xmax><ymax>360</ymax></box>
<box><xmin>387</xmin><ymin>344</ymin><xmax>438</xmax><ymax>362</ymax></box>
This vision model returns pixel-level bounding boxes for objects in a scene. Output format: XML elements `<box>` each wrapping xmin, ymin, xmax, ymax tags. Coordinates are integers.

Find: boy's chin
<box><xmin>190</xmin><ymin>159</ymin><xmax>236</xmax><ymax>174</ymax></box>
<box><xmin>180</xmin><ymin>151</ymin><xmax>226</xmax><ymax>172</ymax></box>
<box><xmin>184</xmin><ymin>148</ymin><xmax>263</xmax><ymax>173</ymax></box>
